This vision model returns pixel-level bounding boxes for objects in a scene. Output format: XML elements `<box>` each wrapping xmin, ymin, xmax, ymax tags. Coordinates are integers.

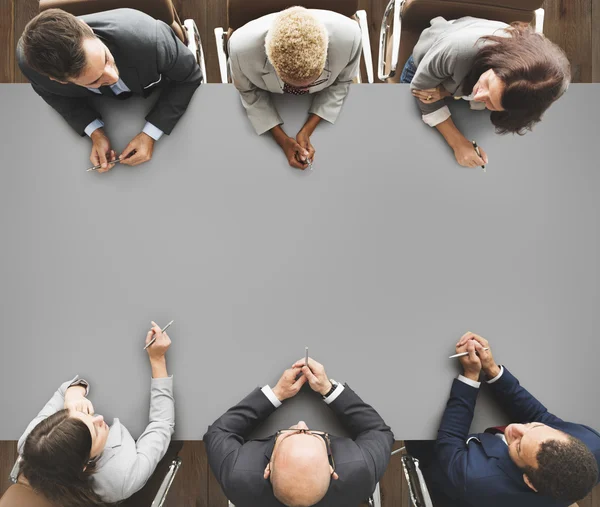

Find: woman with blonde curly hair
<box><xmin>229</xmin><ymin>6</ymin><xmax>362</xmax><ymax>170</ymax></box>
<box><xmin>402</xmin><ymin>16</ymin><xmax>570</xmax><ymax>168</ymax></box>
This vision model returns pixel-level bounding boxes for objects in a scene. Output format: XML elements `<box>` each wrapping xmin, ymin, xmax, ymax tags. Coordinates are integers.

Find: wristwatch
<box><xmin>322</xmin><ymin>379</ymin><xmax>338</xmax><ymax>399</ymax></box>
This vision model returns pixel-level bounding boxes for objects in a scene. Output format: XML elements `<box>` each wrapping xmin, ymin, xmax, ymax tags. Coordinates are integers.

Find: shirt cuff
<box><xmin>85</xmin><ymin>119</ymin><xmax>105</xmax><ymax>137</ymax></box>
<box><xmin>486</xmin><ymin>366</ymin><xmax>504</xmax><ymax>384</ymax></box>
<box><xmin>422</xmin><ymin>105</ymin><xmax>451</xmax><ymax>127</ymax></box>
<box><xmin>143</xmin><ymin>122</ymin><xmax>164</xmax><ymax>141</ymax></box>
<box><xmin>458</xmin><ymin>375</ymin><xmax>481</xmax><ymax>389</ymax></box>
<box><xmin>323</xmin><ymin>382</ymin><xmax>345</xmax><ymax>405</ymax></box>
<box><xmin>261</xmin><ymin>385</ymin><xmax>282</xmax><ymax>408</ymax></box>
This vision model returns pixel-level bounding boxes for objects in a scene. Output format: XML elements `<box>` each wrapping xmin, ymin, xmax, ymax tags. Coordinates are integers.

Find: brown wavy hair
<box><xmin>20</xmin><ymin>409</ymin><xmax>108</xmax><ymax>507</ymax></box>
<box><xmin>462</xmin><ymin>23</ymin><xmax>571</xmax><ymax>135</ymax></box>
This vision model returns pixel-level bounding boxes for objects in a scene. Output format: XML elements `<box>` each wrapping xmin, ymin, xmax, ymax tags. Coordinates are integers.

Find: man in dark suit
<box><xmin>17</xmin><ymin>8</ymin><xmax>202</xmax><ymax>172</ymax></box>
<box><xmin>204</xmin><ymin>357</ymin><xmax>394</xmax><ymax>507</ymax></box>
<box><xmin>409</xmin><ymin>332</ymin><xmax>600</xmax><ymax>507</ymax></box>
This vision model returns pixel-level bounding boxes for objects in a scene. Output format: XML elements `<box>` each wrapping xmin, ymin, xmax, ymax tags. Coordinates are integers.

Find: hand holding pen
<box><xmin>144</xmin><ymin>320</ymin><xmax>173</xmax><ymax>352</ymax></box>
<box><xmin>471</xmin><ymin>141</ymin><xmax>488</xmax><ymax>171</ymax></box>
<box><xmin>451</xmin><ymin>332</ymin><xmax>501</xmax><ymax>380</ymax></box>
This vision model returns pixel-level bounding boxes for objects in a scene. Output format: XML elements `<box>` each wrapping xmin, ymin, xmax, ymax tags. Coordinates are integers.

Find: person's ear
<box><xmin>331</xmin><ymin>467</ymin><xmax>339</xmax><ymax>480</ymax></box>
<box><xmin>264</xmin><ymin>462</ymin><xmax>271</xmax><ymax>480</ymax></box>
<box><xmin>523</xmin><ymin>474</ymin><xmax>537</xmax><ymax>492</ymax></box>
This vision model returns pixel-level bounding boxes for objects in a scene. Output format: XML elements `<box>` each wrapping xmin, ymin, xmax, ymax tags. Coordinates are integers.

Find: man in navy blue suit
<box><xmin>409</xmin><ymin>332</ymin><xmax>600</xmax><ymax>507</ymax></box>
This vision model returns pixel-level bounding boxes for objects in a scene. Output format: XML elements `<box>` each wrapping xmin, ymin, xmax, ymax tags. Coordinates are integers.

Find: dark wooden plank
<box><xmin>379</xmin><ymin>441</ymin><xmax>408</xmax><ymax>507</ymax></box>
<box><xmin>208</xmin><ymin>461</ymin><xmax>229</xmax><ymax>507</ymax></box>
<box><xmin>165</xmin><ymin>441</ymin><xmax>208</xmax><ymax>507</ymax></box>
<box><xmin>12</xmin><ymin>0</ymin><xmax>37</xmax><ymax>83</ymax></box>
<box><xmin>0</xmin><ymin>441</ymin><xmax>18</xmax><ymax>497</ymax></box>
<box><xmin>542</xmin><ymin>0</ymin><xmax>592</xmax><ymax>82</ymax></box>
<box><xmin>0</xmin><ymin>0</ymin><xmax>14</xmax><ymax>82</ymax></box>
<box><xmin>205</xmin><ymin>0</ymin><xmax>228</xmax><ymax>83</ymax></box>
<box><xmin>592</xmin><ymin>0</ymin><xmax>600</xmax><ymax>82</ymax></box>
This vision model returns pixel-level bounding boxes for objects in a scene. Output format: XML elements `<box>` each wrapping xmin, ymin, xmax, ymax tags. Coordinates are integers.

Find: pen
<box><xmin>305</xmin><ymin>347</ymin><xmax>309</xmax><ymax>368</ymax></box>
<box><xmin>449</xmin><ymin>348</ymin><xmax>489</xmax><ymax>359</ymax></box>
<box><xmin>144</xmin><ymin>320</ymin><xmax>174</xmax><ymax>350</ymax></box>
<box><xmin>87</xmin><ymin>158</ymin><xmax>123</xmax><ymax>172</ymax></box>
<box><xmin>471</xmin><ymin>141</ymin><xmax>486</xmax><ymax>171</ymax></box>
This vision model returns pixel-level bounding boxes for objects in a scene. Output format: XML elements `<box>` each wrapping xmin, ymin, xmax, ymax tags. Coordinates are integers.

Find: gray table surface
<box><xmin>0</xmin><ymin>84</ymin><xmax>599</xmax><ymax>440</ymax></box>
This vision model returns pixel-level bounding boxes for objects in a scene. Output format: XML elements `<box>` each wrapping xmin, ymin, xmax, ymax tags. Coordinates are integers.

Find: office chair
<box><xmin>39</xmin><ymin>0</ymin><xmax>206</xmax><ymax>83</ymax></box>
<box><xmin>377</xmin><ymin>0</ymin><xmax>545</xmax><ymax>82</ymax></box>
<box><xmin>214</xmin><ymin>0</ymin><xmax>374</xmax><ymax>85</ymax></box>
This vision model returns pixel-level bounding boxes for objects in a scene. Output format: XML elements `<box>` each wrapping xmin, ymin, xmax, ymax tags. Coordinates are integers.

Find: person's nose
<box><xmin>105</xmin><ymin>67</ymin><xmax>119</xmax><ymax>86</ymax></box>
<box><xmin>297</xmin><ymin>421</ymin><xmax>308</xmax><ymax>430</ymax></box>
<box><xmin>92</xmin><ymin>414</ymin><xmax>104</xmax><ymax>424</ymax></box>
<box><xmin>473</xmin><ymin>88</ymin><xmax>487</xmax><ymax>102</ymax></box>
<box><xmin>510</xmin><ymin>423</ymin><xmax>526</xmax><ymax>440</ymax></box>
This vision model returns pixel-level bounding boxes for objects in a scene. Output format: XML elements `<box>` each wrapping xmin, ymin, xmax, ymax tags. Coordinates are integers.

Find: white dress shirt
<box><xmin>261</xmin><ymin>380</ymin><xmax>345</xmax><ymax>408</ymax></box>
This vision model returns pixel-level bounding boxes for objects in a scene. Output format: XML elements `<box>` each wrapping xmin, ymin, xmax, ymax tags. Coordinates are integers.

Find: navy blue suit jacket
<box><xmin>429</xmin><ymin>368</ymin><xmax>600</xmax><ymax>507</ymax></box>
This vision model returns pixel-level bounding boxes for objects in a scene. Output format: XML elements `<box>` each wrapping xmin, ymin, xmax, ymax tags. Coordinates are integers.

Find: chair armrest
<box><xmin>356</xmin><ymin>10</ymin><xmax>374</xmax><ymax>83</ymax></box>
<box><xmin>534</xmin><ymin>8</ymin><xmax>544</xmax><ymax>33</ymax></box>
<box><xmin>150</xmin><ymin>457</ymin><xmax>182</xmax><ymax>507</ymax></box>
<box><xmin>378</xmin><ymin>0</ymin><xmax>403</xmax><ymax>81</ymax></box>
<box><xmin>183</xmin><ymin>19</ymin><xmax>206</xmax><ymax>84</ymax></box>
<box><xmin>214</xmin><ymin>27</ymin><xmax>229</xmax><ymax>84</ymax></box>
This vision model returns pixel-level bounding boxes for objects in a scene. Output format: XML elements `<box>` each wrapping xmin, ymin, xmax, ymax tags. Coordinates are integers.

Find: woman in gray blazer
<box><xmin>16</xmin><ymin>322</ymin><xmax>174</xmax><ymax>507</ymax></box>
<box><xmin>401</xmin><ymin>17</ymin><xmax>570</xmax><ymax>167</ymax></box>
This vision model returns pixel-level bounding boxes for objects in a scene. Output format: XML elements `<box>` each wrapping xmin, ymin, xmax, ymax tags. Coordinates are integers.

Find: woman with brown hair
<box><xmin>16</xmin><ymin>322</ymin><xmax>174</xmax><ymax>507</ymax></box>
<box><xmin>400</xmin><ymin>16</ymin><xmax>571</xmax><ymax>168</ymax></box>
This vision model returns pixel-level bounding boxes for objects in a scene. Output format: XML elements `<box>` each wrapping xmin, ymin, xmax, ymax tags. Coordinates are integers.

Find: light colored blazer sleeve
<box><xmin>118</xmin><ymin>376</ymin><xmax>175</xmax><ymax>500</ymax></box>
<box><xmin>230</xmin><ymin>51</ymin><xmax>283</xmax><ymax>136</ymax></box>
<box><xmin>17</xmin><ymin>375</ymin><xmax>84</xmax><ymax>454</ymax></box>
<box><xmin>308</xmin><ymin>25</ymin><xmax>362</xmax><ymax>124</ymax></box>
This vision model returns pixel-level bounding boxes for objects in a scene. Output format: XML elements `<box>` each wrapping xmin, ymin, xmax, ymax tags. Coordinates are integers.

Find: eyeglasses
<box><xmin>282</xmin><ymin>77</ymin><xmax>329</xmax><ymax>93</ymax></box>
<box><xmin>268</xmin><ymin>429</ymin><xmax>335</xmax><ymax>476</ymax></box>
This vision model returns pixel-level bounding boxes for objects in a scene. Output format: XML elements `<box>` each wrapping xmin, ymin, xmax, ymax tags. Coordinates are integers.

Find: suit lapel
<box><xmin>264</xmin><ymin>435</ymin><xmax>277</xmax><ymax>462</ymax></box>
<box><xmin>478</xmin><ymin>433</ymin><xmax>530</xmax><ymax>489</ymax></box>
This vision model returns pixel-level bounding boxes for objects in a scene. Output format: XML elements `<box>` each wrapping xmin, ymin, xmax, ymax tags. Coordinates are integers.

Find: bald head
<box><xmin>270</xmin><ymin>432</ymin><xmax>332</xmax><ymax>507</ymax></box>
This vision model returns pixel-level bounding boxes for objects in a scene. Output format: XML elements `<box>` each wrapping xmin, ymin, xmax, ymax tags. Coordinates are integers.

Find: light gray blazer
<box><xmin>410</xmin><ymin>16</ymin><xmax>510</xmax><ymax>125</ymax></box>
<box><xmin>17</xmin><ymin>375</ymin><xmax>175</xmax><ymax>503</ymax></box>
<box><xmin>228</xmin><ymin>9</ymin><xmax>362</xmax><ymax>135</ymax></box>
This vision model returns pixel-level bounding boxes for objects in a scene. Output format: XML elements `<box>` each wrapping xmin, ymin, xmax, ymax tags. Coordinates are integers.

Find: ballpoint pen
<box><xmin>449</xmin><ymin>348</ymin><xmax>489</xmax><ymax>359</ymax></box>
<box><xmin>87</xmin><ymin>158</ymin><xmax>123</xmax><ymax>172</ymax></box>
<box><xmin>305</xmin><ymin>347</ymin><xmax>309</xmax><ymax>368</ymax></box>
<box><xmin>144</xmin><ymin>320</ymin><xmax>174</xmax><ymax>350</ymax></box>
<box><xmin>472</xmin><ymin>141</ymin><xmax>486</xmax><ymax>172</ymax></box>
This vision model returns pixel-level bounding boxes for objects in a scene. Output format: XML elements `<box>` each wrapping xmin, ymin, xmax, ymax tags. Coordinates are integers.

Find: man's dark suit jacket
<box><xmin>428</xmin><ymin>368</ymin><xmax>600</xmax><ymax>507</ymax></box>
<box><xmin>203</xmin><ymin>385</ymin><xmax>394</xmax><ymax>507</ymax></box>
<box><xmin>16</xmin><ymin>8</ymin><xmax>202</xmax><ymax>136</ymax></box>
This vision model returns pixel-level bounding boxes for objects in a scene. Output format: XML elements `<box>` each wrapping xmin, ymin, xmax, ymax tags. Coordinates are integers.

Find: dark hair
<box><xmin>20</xmin><ymin>8</ymin><xmax>95</xmax><ymax>80</ymax></box>
<box><xmin>20</xmin><ymin>409</ymin><xmax>107</xmax><ymax>507</ymax></box>
<box><xmin>523</xmin><ymin>435</ymin><xmax>599</xmax><ymax>503</ymax></box>
<box><xmin>462</xmin><ymin>23</ymin><xmax>571</xmax><ymax>135</ymax></box>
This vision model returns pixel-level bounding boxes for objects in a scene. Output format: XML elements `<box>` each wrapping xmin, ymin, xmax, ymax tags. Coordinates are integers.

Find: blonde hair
<box><xmin>265</xmin><ymin>7</ymin><xmax>328</xmax><ymax>84</ymax></box>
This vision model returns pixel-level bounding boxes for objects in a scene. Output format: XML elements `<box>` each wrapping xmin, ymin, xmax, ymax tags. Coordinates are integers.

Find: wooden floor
<box><xmin>0</xmin><ymin>0</ymin><xmax>599</xmax><ymax>505</ymax></box>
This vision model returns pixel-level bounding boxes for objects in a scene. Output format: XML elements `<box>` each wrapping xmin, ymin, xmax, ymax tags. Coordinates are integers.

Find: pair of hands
<box><xmin>280</xmin><ymin>129</ymin><xmax>315</xmax><ymax>170</ymax></box>
<box><xmin>456</xmin><ymin>332</ymin><xmax>502</xmax><ymax>382</ymax></box>
<box><xmin>272</xmin><ymin>357</ymin><xmax>332</xmax><ymax>402</ymax></box>
<box><xmin>90</xmin><ymin>128</ymin><xmax>155</xmax><ymax>173</ymax></box>
<box><xmin>412</xmin><ymin>87</ymin><xmax>489</xmax><ymax>168</ymax></box>
<box><xmin>63</xmin><ymin>322</ymin><xmax>172</xmax><ymax>412</ymax></box>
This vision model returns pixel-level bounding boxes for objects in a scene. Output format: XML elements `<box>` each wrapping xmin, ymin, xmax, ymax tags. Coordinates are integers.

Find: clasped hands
<box><xmin>456</xmin><ymin>331</ymin><xmax>502</xmax><ymax>382</ymax></box>
<box><xmin>90</xmin><ymin>128</ymin><xmax>155</xmax><ymax>173</ymax></box>
<box><xmin>272</xmin><ymin>357</ymin><xmax>332</xmax><ymax>402</ymax></box>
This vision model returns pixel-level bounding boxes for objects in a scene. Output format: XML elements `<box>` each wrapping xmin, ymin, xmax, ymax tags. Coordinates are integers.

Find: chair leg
<box><xmin>214</xmin><ymin>27</ymin><xmax>230</xmax><ymax>83</ymax></box>
<box><xmin>150</xmin><ymin>457</ymin><xmax>182</xmax><ymax>507</ymax></box>
<box><xmin>355</xmin><ymin>10</ymin><xmax>374</xmax><ymax>83</ymax></box>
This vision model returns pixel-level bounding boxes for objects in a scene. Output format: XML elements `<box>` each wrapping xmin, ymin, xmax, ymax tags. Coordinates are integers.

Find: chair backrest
<box><xmin>38</xmin><ymin>0</ymin><xmax>186</xmax><ymax>43</ymax></box>
<box><xmin>0</xmin><ymin>484</ymin><xmax>56</xmax><ymax>507</ymax></box>
<box><xmin>227</xmin><ymin>0</ymin><xmax>359</xmax><ymax>30</ymax></box>
<box><xmin>390</xmin><ymin>0</ymin><xmax>543</xmax><ymax>82</ymax></box>
<box><xmin>401</xmin><ymin>454</ymin><xmax>433</xmax><ymax>507</ymax></box>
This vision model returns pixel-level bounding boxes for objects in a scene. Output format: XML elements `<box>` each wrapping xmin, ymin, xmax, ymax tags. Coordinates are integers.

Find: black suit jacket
<box><xmin>16</xmin><ymin>8</ymin><xmax>202</xmax><ymax>136</ymax></box>
<box><xmin>428</xmin><ymin>368</ymin><xmax>600</xmax><ymax>507</ymax></box>
<box><xmin>203</xmin><ymin>385</ymin><xmax>394</xmax><ymax>507</ymax></box>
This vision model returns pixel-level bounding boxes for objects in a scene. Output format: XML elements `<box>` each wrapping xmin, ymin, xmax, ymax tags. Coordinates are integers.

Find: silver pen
<box><xmin>87</xmin><ymin>158</ymin><xmax>123</xmax><ymax>172</ymax></box>
<box><xmin>144</xmin><ymin>320</ymin><xmax>174</xmax><ymax>350</ymax></box>
<box><xmin>305</xmin><ymin>346</ymin><xmax>309</xmax><ymax>368</ymax></box>
<box><xmin>449</xmin><ymin>347</ymin><xmax>489</xmax><ymax>359</ymax></box>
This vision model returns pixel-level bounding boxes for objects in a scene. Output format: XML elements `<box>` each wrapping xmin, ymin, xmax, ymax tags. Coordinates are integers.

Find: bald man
<box><xmin>204</xmin><ymin>357</ymin><xmax>394</xmax><ymax>507</ymax></box>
